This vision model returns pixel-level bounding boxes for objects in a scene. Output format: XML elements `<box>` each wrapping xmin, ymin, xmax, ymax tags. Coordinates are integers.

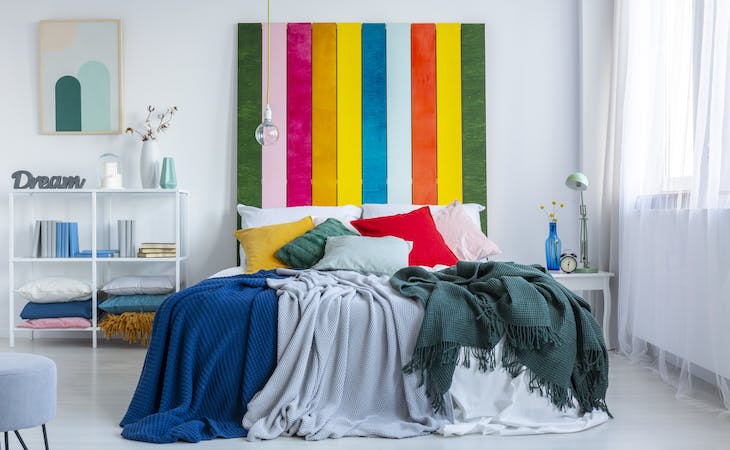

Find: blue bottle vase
<box><xmin>545</xmin><ymin>221</ymin><xmax>561</xmax><ymax>271</ymax></box>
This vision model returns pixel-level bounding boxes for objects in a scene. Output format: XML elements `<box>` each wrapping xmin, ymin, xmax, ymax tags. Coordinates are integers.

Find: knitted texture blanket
<box><xmin>120</xmin><ymin>271</ymin><xmax>282</xmax><ymax>443</ymax></box>
<box><xmin>390</xmin><ymin>261</ymin><xmax>610</xmax><ymax>416</ymax></box>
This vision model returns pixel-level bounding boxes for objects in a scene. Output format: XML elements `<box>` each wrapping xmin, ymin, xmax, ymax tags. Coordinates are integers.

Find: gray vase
<box><xmin>140</xmin><ymin>140</ymin><xmax>161</xmax><ymax>188</ymax></box>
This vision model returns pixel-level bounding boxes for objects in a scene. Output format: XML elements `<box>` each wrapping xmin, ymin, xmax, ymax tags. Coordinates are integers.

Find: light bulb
<box><xmin>255</xmin><ymin>104</ymin><xmax>279</xmax><ymax>146</ymax></box>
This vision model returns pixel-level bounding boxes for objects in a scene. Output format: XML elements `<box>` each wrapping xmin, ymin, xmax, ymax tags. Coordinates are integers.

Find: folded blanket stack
<box><xmin>390</xmin><ymin>261</ymin><xmax>610</xmax><ymax>416</ymax></box>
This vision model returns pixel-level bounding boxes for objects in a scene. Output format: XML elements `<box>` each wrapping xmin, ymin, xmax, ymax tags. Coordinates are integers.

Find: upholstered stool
<box><xmin>0</xmin><ymin>353</ymin><xmax>56</xmax><ymax>450</ymax></box>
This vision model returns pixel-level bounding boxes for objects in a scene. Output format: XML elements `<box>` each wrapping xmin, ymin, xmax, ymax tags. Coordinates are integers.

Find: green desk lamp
<box><xmin>565</xmin><ymin>172</ymin><xmax>598</xmax><ymax>273</ymax></box>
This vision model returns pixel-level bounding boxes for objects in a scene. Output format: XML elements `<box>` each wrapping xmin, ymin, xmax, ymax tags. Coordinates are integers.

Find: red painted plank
<box><xmin>411</xmin><ymin>24</ymin><xmax>437</xmax><ymax>204</ymax></box>
<box><xmin>287</xmin><ymin>23</ymin><xmax>313</xmax><ymax>206</ymax></box>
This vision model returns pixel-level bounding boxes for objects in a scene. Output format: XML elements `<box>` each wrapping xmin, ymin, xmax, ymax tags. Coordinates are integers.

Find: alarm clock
<box><xmin>560</xmin><ymin>252</ymin><xmax>578</xmax><ymax>273</ymax></box>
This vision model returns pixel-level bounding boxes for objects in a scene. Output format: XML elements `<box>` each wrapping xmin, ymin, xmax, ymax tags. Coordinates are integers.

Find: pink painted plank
<box><xmin>261</xmin><ymin>23</ymin><xmax>288</xmax><ymax>207</ymax></box>
<box><xmin>286</xmin><ymin>23</ymin><xmax>313</xmax><ymax>206</ymax></box>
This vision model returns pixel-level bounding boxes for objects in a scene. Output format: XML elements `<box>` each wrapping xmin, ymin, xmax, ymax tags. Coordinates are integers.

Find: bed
<box><xmin>121</xmin><ymin>21</ymin><xmax>609</xmax><ymax>440</ymax></box>
<box><xmin>119</xmin><ymin>202</ymin><xmax>611</xmax><ymax>443</ymax></box>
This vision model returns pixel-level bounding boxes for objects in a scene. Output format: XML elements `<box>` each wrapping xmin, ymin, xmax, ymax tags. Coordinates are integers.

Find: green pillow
<box><xmin>276</xmin><ymin>218</ymin><xmax>357</xmax><ymax>268</ymax></box>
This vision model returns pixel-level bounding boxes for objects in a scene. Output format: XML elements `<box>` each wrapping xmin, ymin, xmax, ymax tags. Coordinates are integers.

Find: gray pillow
<box><xmin>276</xmin><ymin>218</ymin><xmax>356</xmax><ymax>268</ymax></box>
<box><xmin>101</xmin><ymin>276</ymin><xmax>173</xmax><ymax>295</ymax></box>
<box><xmin>312</xmin><ymin>235</ymin><xmax>412</xmax><ymax>275</ymax></box>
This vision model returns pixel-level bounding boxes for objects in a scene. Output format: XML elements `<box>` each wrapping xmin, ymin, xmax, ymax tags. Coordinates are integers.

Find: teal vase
<box><xmin>159</xmin><ymin>157</ymin><xmax>177</xmax><ymax>189</ymax></box>
<box><xmin>545</xmin><ymin>221</ymin><xmax>561</xmax><ymax>270</ymax></box>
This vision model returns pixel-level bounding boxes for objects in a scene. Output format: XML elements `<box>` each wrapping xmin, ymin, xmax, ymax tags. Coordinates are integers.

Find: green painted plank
<box><xmin>461</xmin><ymin>24</ymin><xmax>487</xmax><ymax>233</ymax></box>
<box><xmin>237</xmin><ymin>23</ymin><xmax>263</xmax><ymax>209</ymax></box>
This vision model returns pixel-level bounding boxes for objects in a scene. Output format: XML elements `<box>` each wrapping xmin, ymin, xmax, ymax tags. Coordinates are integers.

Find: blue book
<box><xmin>69</xmin><ymin>222</ymin><xmax>79</xmax><ymax>258</ymax></box>
<box><xmin>55</xmin><ymin>222</ymin><xmax>63</xmax><ymax>258</ymax></box>
<box><xmin>76</xmin><ymin>249</ymin><xmax>119</xmax><ymax>258</ymax></box>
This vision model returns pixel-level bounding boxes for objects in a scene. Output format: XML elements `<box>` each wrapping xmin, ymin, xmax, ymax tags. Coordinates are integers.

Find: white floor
<box><xmin>2</xmin><ymin>338</ymin><xmax>730</xmax><ymax>450</ymax></box>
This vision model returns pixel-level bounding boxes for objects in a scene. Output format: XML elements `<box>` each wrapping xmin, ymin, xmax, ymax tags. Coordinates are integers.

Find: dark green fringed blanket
<box><xmin>391</xmin><ymin>261</ymin><xmax>610</xmax><ymax>416</ymax></box>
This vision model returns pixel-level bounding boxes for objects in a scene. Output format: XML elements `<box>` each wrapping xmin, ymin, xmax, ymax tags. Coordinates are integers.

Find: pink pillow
<box><xmin>351</xmin><ymin>206</ymin><xmax>458</xmax><ymax>267</ymax></box>
<box><xmin>434</xmin><ymin>200</ymin><xmax>501</xmax><ymax>261</ymax></box>
<box><xmin>18</xmin><ymin>317</ymin><xmax>92</xmax><ymax>329</ymax></box>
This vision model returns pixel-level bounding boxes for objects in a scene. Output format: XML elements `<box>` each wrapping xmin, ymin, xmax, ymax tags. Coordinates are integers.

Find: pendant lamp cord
<box><xmin>265</xmin><ymin>0</ymin><xmax>271</xmax><ymax>107</ymax></box>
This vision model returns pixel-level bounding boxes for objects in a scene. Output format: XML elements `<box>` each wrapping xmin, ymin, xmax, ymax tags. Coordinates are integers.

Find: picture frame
<box><xmin>39</xmin><ymin>19</ymin><xmax>123</xmax><ymax>134</ymax></box>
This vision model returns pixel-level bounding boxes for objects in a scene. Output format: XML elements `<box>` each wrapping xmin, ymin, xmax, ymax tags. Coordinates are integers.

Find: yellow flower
<box><xmin>552</xmin><ymin>200</ymin><xmax>556</xmax><ymax>205</ymax></box>
<box><xmin>560</xmin><ymin>203</ymin><xmax>565</xmax><ymax>208</ymax></box>
<box><xmin>540</xmin><ymin>205</ymin><xmax>545</xmax><ymax>209</ymax></box>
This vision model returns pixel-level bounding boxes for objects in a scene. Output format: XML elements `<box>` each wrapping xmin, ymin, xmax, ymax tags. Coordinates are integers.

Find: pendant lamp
<box><xmin>255</xmin><ymin>0</ymin><xmax>279</xmax><ymax>146</ymax></box>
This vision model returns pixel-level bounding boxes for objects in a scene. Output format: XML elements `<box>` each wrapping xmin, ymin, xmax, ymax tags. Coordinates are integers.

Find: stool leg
<box><xmin>12</xmin><ymin>431</ymin><xmax>27</xmax><ymax>450</ymax></box>
<box><xmin>42</xmin><ymin>424</ymin><xmax>49</xmax><ymax>450</ymax></box>
<box><xmin>4</xmin><ymin>431</ymin><xmax>7</xmax><ymax>450</ymax></box>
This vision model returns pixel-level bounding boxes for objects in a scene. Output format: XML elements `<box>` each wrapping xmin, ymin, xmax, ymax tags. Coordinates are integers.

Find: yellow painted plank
<box><xmin>336</xmin><ymin>23</ymin><xmax>362</xmax><ymax>205</ymax></box>
<box><xmin>312</xmin><ymin>23</ymin><xmax>338</xmax><ymax>205</ymax></box>
<box><xmin>436</xmin><ymin>23</ymin><xmax>463</xmax><ymax>204</ymax></box>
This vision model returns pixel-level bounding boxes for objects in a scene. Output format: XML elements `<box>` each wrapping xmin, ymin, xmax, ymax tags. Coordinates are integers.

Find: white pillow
<box><xmin>237</xmin><ymin>204</ymin><xmax>362</xmax><ymax>229</ymax></box>
<box><xmin>101</xmin><ymin>276</ymin><xmax>173</xmax><ymax>295</ymax></box>
<box><xmin>312</xmin><ymin>235</ymin><xmax>412</xmax><ymax>276</ymax></box>
<box><xmin>361</xmin><ymin>203</ymin><xmax>485</xmax><ymax>228</ymax></box>
<box><xmin>16</xmin><ymin>277</ymin><xmax>92</xmax><ymax>302</ymax></box>
<box><xmin>236</xmin><ymin>204</ymin><xmax>363</xmax><ymax>269</ymax></box>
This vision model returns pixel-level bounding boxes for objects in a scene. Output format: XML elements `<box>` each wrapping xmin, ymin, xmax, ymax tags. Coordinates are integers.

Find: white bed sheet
<box><xmin>207</xmin><ymin>266</ymin><xmax>609</xmax><ymax>436</ymax></box>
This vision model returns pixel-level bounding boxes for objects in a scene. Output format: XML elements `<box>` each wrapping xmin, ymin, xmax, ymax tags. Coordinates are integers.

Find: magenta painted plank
<box><xmin>261</xmin><ymin>23</ymin><xmax>288</xmax><ymax>207</ymax></box>
<box><xmin>287</xmin><ymin>23</ymin><xmax>313</xmax><ymax>206</ymax></box>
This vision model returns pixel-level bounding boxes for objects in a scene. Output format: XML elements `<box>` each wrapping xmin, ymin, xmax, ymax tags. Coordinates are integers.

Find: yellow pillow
<box><xmin>234</xmin><ymin>216</ymin><xmax>314</xmax><ymax>273</ymax></box>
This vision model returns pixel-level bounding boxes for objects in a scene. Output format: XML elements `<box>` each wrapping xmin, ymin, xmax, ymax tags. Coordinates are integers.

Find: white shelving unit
<box><xmin>8</xmin><ymin>188</ymin><xmax>190</xmax><ymax>348</ymax></box>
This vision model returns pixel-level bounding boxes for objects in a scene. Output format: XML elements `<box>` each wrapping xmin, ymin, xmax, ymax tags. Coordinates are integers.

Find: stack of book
<box><xmin>32</xmin><ymin>220</ymin><xmax>79</xmax><ymax>258</ymax></box>
<box><xmin>137</xmin><ymin>243</ymin><xmax>176</xmax><ymax>258</ymax></box>
<box><xmin>117</xmin><ymin>219</ymin><xmax>136</xmax><ymax>258</ymax></box>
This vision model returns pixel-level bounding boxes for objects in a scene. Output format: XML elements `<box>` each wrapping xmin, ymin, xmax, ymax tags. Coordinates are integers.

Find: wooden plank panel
<box><xmin>237</xmin><ymin>23</ymin><xmax>262</xmax><ymax>208</ymax></box>
<box><xmin>436</xmin><ymin>23</ymin><xmax>462</xmax><ymax>204</ymax></box>
<box><xmin>361</xmin><ymin>23</ymin><xmax>387</xmax><ymax>204</ymax></box>
<box><xmin>461</xmin><ymin>24</ymin><xmax>487</xmax><ymax>232</ymax></box>
<box><xmin>311</xmin><ymin>23</ymin><xmax>338</xmax><ymax>206</ymax></box>
<box><xmin>286</xmin><ymin>23</ymin><xmax>313</xmax><ymax>206</ymax></box>
<box><xmin>386</xmin><ymin>23</ymin><xmax>412</xmax><ymax>204</ymax></box>
<box><xmin>336</xmin><ymin>23</ymin><xmax>362</xmax><ymax>205</ymax></box>
<box><xmin>261</xmin><ymin>23</ymin><xmax>287</xmax><ymax>207</ymax></box>
<box><xmin>410</xmin><ymin>24</ymin><xmax>437</xmax><ymax>204</ymax></box>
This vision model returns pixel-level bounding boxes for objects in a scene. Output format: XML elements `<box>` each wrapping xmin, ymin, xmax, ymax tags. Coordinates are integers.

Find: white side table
<box><xmin>551</xmin><ymin>271</ymin><xmax>614</xmax><ymax>349</ymax></box>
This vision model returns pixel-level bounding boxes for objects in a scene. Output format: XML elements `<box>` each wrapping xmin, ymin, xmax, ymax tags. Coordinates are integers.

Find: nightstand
<box><xmin>551</xmin><ymin>271</ymin><xmax>614</xmax><ymax>349</ymax></box>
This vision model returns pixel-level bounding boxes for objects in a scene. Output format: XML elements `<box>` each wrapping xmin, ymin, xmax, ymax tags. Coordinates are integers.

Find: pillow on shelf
<box><xmin>361</xmin><ymin>203</ymin><xmax>485</xmax><ymax>228</ymax></box>
<box><xmin>276</xmin><ymin>218</ymin><xmax>357</xmax><ymax>268</ymax></box>
<box><xmin>16</xmin><ymin>277</ymin><xmax>92</xmax><ymax>302</ymax></box>
<box><xmin>312</xmin><ymin>235</ymin><xmax>412</xmax><ymax>275</ymax></box>
<box><xmin>433</xmin><ymin>200</ymin><xmax>502</xmax><ymax>261</ymax></box>
<box><xmin>99</xmin><ymin>294</ymin><xmax>170</xmax><ymax>314</ymax></box>
<box><xmin>17</xmin><ymin>317</ymin><xmax>92</xmax><ymax>329</ymax></box>
<box><xmin>19</xmin><ymin>300</ymin><xmax>93</xmax><ymax>320</ymax></box>
<box><xmin>351</xmin><ymin>206</ymin><xmax>458</xmax><ymax>267</ymax></box>
<box><xmin>101</xmin><ymin>276</ymin><xmax>174</xmax><ymax>295</ymax></box>
<box><xmin>237</xmin><ymin>204</ymin><xmax>361</xmax><ymax>229</ymax></box>
<box><xmin>234</xmin><ymin>216</ymin><xmax>314</xmax><ymax>273</ymax></box>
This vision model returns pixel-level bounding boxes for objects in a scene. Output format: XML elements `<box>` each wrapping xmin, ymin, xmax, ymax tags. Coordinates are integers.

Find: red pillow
<box><xmin>351</xmin><ymin>206</ymin><xmax>458</xmax><ymax>267</ymax></box>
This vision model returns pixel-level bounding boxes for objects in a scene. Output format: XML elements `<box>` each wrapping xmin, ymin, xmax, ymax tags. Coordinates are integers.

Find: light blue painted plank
<box><xmin>386</xmin><ymin>23</ymin><xmax>412</xmax><ymax>204</ymax></box>
<box><xmin>362</xmin><ymin>23</ymin><xmax>387</xmax><ymax>203</ymax></box>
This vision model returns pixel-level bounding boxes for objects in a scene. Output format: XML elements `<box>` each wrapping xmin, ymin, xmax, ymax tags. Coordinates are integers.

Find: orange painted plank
<box><xmin>311</xmin><ymin>23</ymin><xmax>338</xmax><ymax>206</ymax></box>
<box><xmin>410</xmin><ymin>24</ymin><xmax>437</xmax><ymax>204</ymax></box>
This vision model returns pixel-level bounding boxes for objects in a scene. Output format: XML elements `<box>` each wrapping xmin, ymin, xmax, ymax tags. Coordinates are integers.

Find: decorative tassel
<box><xmin>100</xmin><ymin>312</ymin><xmax>155</xmax><ymax>346</ymax></box>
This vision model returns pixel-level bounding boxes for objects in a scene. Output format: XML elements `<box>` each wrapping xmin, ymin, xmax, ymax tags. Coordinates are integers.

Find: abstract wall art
<box><xmin>39</xmin><ymin>19</ymin><xmax>123</xmax><ymax>134</ymax></box>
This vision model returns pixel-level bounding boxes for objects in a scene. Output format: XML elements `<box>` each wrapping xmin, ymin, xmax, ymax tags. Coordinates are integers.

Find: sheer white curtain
<box><xmin>603</xmin><ymin>0</ymin><xmax>730</xmax><ymax>411</ymax></box>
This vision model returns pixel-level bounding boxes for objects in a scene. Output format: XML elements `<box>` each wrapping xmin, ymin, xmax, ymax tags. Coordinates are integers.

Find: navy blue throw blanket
<box><xmin>120</xmin><ymin>271</ymin><xmax>282</xmax><ymax>443</ymax></box>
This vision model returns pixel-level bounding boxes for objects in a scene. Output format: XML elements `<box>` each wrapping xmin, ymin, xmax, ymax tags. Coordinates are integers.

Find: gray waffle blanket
<box><xmin>242</xmin><ymin>269</ymin><xmax>447</xmax><ymax>440</ymax></box>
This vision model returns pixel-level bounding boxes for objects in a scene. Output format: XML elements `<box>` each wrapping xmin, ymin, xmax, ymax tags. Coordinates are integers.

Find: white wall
<box><xmin>0</xmin><ymin>0</ymin><xmax>581</xmax><ymax>337</ymax></box>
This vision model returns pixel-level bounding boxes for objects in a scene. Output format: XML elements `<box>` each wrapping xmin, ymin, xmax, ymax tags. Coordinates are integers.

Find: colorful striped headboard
<box><xmin>237</xmin><ymin>22</ymin><xmax>487</xmax><ymax>230</ymax></box>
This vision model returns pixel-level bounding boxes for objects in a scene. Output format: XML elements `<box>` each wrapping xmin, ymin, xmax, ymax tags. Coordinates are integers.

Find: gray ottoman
<box><xmin>0</xmin><ymin>353</ymin><xmax>56</xmax><ymax>449</ymax></box>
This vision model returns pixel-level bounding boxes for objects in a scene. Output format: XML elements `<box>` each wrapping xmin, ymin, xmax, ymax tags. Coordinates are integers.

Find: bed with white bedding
<box><xmin>120</xmin><ymin>203</ymin><xmax>610</xmax><ymax>443</ymax></box>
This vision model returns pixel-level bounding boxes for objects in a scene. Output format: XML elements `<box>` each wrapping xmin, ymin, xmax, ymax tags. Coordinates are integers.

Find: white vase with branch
<box><xmin>126</xmin><ymin>105</ymin><xmax>178</xmax><ymax>189</ymax></box>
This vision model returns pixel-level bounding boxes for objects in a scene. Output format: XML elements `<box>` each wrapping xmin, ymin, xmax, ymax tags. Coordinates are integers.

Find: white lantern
<box><xmin>98</xmin><ymin>153</ymin><xmax>124</xmax><ymax>189</ymax></box>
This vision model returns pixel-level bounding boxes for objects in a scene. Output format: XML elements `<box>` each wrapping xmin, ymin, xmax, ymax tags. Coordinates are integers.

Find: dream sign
<box><xmin>11</xmin><ymin>170</ymin><xmax>86</xmax><ymax>189</ymax></box>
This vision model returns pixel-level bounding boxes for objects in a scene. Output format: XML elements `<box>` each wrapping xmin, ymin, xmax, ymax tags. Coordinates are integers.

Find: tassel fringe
<box><xmin>100</xmin><ymin>312</ymin><xmax>155</xmax><ymax>346</ymax></box>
